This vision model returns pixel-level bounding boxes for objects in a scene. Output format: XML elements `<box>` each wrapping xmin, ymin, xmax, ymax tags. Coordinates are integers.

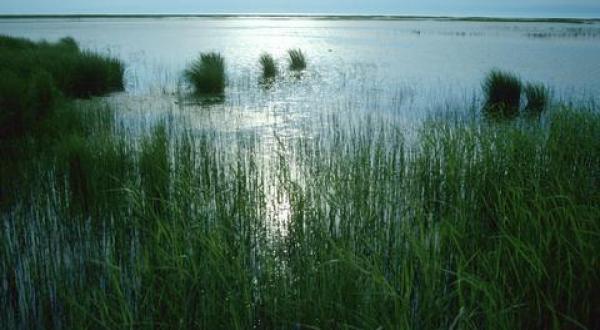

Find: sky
<box><xmin>1</xmin><ymin>0</ymin><xmax>599</xmax><ymax>18</ymax></box>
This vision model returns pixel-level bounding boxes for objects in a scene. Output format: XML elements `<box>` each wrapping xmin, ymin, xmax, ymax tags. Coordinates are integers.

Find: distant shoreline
<box><xmin>0</xmin><ymin>14</ymin><xmax>598</xmax><ymax>24</ymax></box>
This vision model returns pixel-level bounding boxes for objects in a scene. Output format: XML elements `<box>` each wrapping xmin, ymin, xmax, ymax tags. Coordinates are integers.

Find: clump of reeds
<box><xmin>524</xmin><ymin>82</ymin><xmax>550</xmax><ymax>112</ymax></box>
<box><xmin>140</xmin><ymin>123</ymin><xmax>170</xmax><ymax>214</ymax></box>
<box><xmin>0</xmin><ymin>34</ymin><xmax>125</xmax><ymax>138</ymax></box>
<box><xmin>62</xmin><ymin>134</ymin><xmax>93</xmax><ymax>214</ymax></box>
<box><xmin>26</xmin><ymin>70</ymin><xmax>58</xmax><ymax>122</ymax></box>
<box><xmin>259</xmin><ymin>53</ymin><xmax>278</xmax><ymax>80</ymax></box>
<box><xmin>185</xmin><ymin>52</ymin><xmax>226</xmax><ymax>95</ymax></box>
<box><xmin>287</xmin><ymin>48</ymin><xmax>306</xmax><ymax>71</ymax></box>
<box><xmin>64</xmin><ymin>51</ymin><xmax>125</xmax><ymax>98</ymax></box>
<box><xmin>58</xmin><ymin>36</ymin><xmax>79</xmax><ymax>51</ymax></box>
<box><xmin>482</xmin><ymin>70</ymin><xmax>522</xmax><ymax>116</ymax></box>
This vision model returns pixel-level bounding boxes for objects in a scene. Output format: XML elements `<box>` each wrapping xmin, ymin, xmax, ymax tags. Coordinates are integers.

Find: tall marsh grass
<box><xmin>1</xmin><ymin>100</ymin><xmax>598</xmax><ymax>329</ymax></box>
<box><xmin>524</xmin><ymin>82</ymin><xmax>550</xmax><ymax>112</ymax></box>
<box><xmin>0</xmin><ymin>35</ymin><xmax>124</xmax><ymax>138</ymax></box>
<box><xmin>483</xmin><ymin>70</ymin><xmax>522</xmax><ymax>116</ymax></box>
<box><xmin>259</xmin><ymin>53</ymin><xmax>278</xmax><ymax>80</ymax></box>
<box><xmin>185</xmin><ymin>52</ymin><xmax>226</xmax><ymax>95</ymax></box>
<box><xmin>288</xmin><ymin>48</ymin><xmax>307</xmax><ymax>71</ymax></box>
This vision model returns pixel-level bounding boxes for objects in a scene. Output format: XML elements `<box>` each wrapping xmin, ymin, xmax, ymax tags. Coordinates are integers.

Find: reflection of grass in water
<box><xmin>2</xmin><ymin>92</ymin><xmax>599</xmax><ymax>328</ymax></box>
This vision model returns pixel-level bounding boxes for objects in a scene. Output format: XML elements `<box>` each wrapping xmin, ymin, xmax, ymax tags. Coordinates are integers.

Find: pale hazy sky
<box><xmin>1</xmin><ymin>0</ymin><xmax>599</xmax><ymax>18</ymax></box>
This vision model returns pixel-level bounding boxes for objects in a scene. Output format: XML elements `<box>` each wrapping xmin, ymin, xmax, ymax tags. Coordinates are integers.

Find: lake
<box><xmin>1</xmin><ymin>17</ymin><xmax>599</xmax><ymax>137</ymax></box>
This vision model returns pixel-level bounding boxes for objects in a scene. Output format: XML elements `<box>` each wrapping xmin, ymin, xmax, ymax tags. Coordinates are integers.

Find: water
<box><xmin>1</xmin><ymin>17</ymin><xmax>599</xmax><ymax>136</ymax></box>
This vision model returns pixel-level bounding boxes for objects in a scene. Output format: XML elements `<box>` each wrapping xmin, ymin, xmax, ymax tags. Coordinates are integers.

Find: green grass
<box><xmin>1</xmin><ymin>100</ymin><xmax>598</xmax><ymax>329</ymax></box>
<box><xmin>259</xmin><ymin>53</ymin><xmax>278</xmax><ymax>80</ymax></box>
<box><xmin>0</xmin><ymin>34</ymin><xmax>124</xmax><ymax>138</ymax></box>
<box><xmin>524</xmin><ymin>82</ymin><xmax>550</xmax><ymax>112</ymax></box>
<box><xmin>0</xmin><ymin>35</ymin><xmax>124</xmax><ymax>98</ymax></box>
<box><xmin>482</xmin><ymin>70</ymin><xmax>522</xmax><ymax>116</ymax></box>
<box><xmin>288</xmin><ymin>48</ymin><xmax>307</xmax><ymax>71</ymax></box>
<box><xmin>185</xmin><ymin>52</ymin><xmax>226</xmax><ymax>95</ymax></box>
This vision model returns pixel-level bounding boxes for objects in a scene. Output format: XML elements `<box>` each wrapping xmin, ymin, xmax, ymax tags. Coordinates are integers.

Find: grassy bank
<box><xmin>1</xmin><ymin>100</ymin><xmax>598</xmax><ymax>328</ymax></box>
<box><xmin>0</xmin><ymin>35</ymin><xmax>124</xmax><ymax>138</ymax></box>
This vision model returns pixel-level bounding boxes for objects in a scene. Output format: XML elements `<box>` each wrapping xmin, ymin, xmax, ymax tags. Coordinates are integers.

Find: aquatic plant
<box><xmin>185</xmin><ymin>52</ymin><xmax>226</xmax><ymax>95</ymax></box>
<box><xmin>0</xmin><ymin>34</ymin><xmax>125</xmax><ymax>138</ymax></box>
<box><xmin>26</xmin><ymin>70</ymin><xmax>59</xmax><ymax>120</ymax></box>
<box><xmin>140</xmin><ymin>123</ymin><xmax>170</xmax><ymax>215</ymax></box>
<box><xmin>288</xmin><ymin>48</ymin><xmax>307</xmax><ymax>71</ymax></box>
<box><xmin>1</xmin><ymin>102</ymin><xmax>598</xmax><ymax>329</ymax></box>
<box><xmin>259</xmin><ymin>53</ymin><xmax>278</xmax><ymax>79</ymax></box>
<box><xmin>524</xmin><ymin>82</ymin><xmax>550</xmax><ymax>112</ymax></box>
<box><xmin>0</xmin><ymin>69</ymin><xmax>28</xmax><ymax>137</ymax></box>
<box><xmin>482</xmin><ymin>70</ymin><xmax>522</xmax><ymax>116</ymax></box>
<box><xmin>58</xmin><ymin>36</ymin><xmax>79</xmax><ymax>51</ymax></box>
<box><xmin>0</xmin><ymin>35</ymin><xmax>124</xmax><ymax>99</ymax></box>
<box><xmin>63</xmin><ymin>51</ymin><xmax>125</xmax><ymax>98</ymax></box>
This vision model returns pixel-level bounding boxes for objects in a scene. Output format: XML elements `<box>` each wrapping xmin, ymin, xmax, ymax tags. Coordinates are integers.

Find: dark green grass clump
<box><xmin>0</xmin><ymin>35</ymin><xmax>124</xmax><ymax>138</ymax></box>
<box><xmin>0</xmin><ymin>35</ymin><xmax>124</xmax><ymax>98</ymax></box>
<box><xmin>62</xmin><ymin>51</ymin><xmax>125</xmax><ymax>98</ymax></box>
<box><xmin>524</xmin><ymin>82</ymin><xmax>550</xmax><ymax>112</ymax></box>
<box><xmin>185</xmin><ymin>52</ymin><xmax>226</xmax><ymax>95</ymax></box>
<box><xmin>259</xmin><ymin>53</ymin><xmax>278</xmax><ymax>80</ymax></box>
<box><xmin>288</xmin><ymin>48</ymin><xmax>307</xmax><ymax>71</ymax></box>
<box><xmin>483</xmin><ymin>70</ymin><xmax>522</xmax><ymax>116</ymax></box>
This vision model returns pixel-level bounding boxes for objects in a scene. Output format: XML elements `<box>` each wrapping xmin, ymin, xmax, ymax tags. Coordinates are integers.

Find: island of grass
<box><xmin>185</xmin><ymin>52</ymin><xmax>226</xmax><ymax>95</ymax></box>
<box><xmin>288</xmin><ymin>48</ymin><xmax>307</xmax><ymax>71</ymax></box>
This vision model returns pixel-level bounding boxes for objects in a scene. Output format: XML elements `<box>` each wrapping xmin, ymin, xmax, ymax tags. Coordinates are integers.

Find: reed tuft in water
<box><xmin>524</xmin><ymin>82</ymin><xmax>550</xmax><ymax>112</ymax></box>
<box><xmin>483</xmin><ymin>70</ymin><xmax>522</xmax><ymax>116</ymax></box>
<box><xmin>185</xmin><ymin>52</ymin><xmax>226</xmax><ymax>95</ymax></box>
<box><xmin>288</xmin><ymin>48</ymin><xmax>307</xmax><ymax>71</ymax></box>
<box><xmin>259</xmin><ymin>53</ymin><xmax>278</xmax><ymax>80</ymax></box>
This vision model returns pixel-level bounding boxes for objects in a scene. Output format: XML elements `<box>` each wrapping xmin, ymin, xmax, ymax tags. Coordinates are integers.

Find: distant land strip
<box><xmin>0</xmin><ymin>14</ymin><xmax>598</xmax><ymax>24</ymax></box>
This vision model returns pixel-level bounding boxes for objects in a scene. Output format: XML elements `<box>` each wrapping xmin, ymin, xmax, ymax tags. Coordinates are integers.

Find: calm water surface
<box><xmin>1</xmin><ymin>17</ymin><xmax>599</xmax><ymax>136</ymax></box>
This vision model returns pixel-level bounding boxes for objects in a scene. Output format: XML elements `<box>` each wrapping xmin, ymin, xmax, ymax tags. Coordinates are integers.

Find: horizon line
<box><xmin>0</xmin><ymin>13</ymin><xmax>599</xmax><ymax>22</ymax></box>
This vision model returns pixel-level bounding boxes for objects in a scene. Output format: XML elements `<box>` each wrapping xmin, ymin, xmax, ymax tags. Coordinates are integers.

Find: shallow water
<box><xmin>1</xmin><ymin>17</ymin><xmax>599</xmax><ymax>135</ymax></box>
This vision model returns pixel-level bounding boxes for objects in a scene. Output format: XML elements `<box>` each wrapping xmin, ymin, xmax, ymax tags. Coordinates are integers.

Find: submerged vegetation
<box><xmin>288</xmin><ymin>48</ymin><xmax>307</xmax><ymax>71</ymax></box>
<box><xmin>185</xmin><ymin>52</ymin><xmax>226</xmax><ymax>95</ymax></box>
<box><xmin>1</xmin><ymin>35</ymin><xmax>599</xmax><ymax>329</ymax></box>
